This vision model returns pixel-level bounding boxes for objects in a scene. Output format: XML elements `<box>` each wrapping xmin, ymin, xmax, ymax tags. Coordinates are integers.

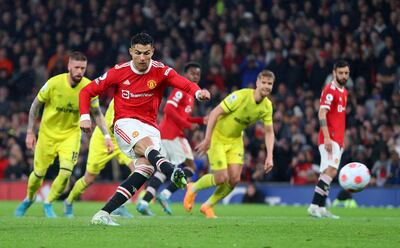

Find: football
<box><xmin>339</xmin><ymin>162</ymin><xmax>371</xmax><ymax>192</ymax></box>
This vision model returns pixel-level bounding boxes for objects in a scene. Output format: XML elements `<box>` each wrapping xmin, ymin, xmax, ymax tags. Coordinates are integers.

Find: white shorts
<box><xmin>114</xmin><ymin>118</ymin><xmax>161</xmax><ymax>159</ymax></box>
<box><xmin>161</xmin><ymin>137</ymin><xmax>194</xmax><ymax>165</ymax></box>
<box><xmin>318</xmin><ymin>140</ymin><xmax>343</xmax><ymax>172</ymax></box>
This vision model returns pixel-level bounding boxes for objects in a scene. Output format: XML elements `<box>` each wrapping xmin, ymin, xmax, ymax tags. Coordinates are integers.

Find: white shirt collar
<box><xmin>130</xmin><ymin>59</ymin><xmax>152</xmax><ymax>74</ymax></box>
<box><xmin>332</xmin><ymin>81</ymin><xmax>344</xmax><ymax>92</ymax></box>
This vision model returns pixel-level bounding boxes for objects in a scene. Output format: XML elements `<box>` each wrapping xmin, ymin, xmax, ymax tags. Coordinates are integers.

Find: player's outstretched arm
<box><xmin>195</xmin><ymin>105</ymin><xmax>225</xmax><ymax>155</ymax></box>
<box><xmin>90</xmin><ymin>105</ymin><xmax>114</xmax><ymax>154</ymax></box>
<box><xmin>264</xmin><ymin>124</ymin><xmax>275</xmax><ymax>174</ymax></box>
<box><xmin>26</xmin><ymin>97</ymin><xmax>44</xmax><ymax>151</ymax></box>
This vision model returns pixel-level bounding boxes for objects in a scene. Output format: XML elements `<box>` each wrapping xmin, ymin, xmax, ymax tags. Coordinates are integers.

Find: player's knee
<box><xmin>134</xmin><ymin>137</ymin><xmax>154</xmax><ymax>156</ymax></box>
<box><xmin>84</xmin><ymin>172</ymin><xmax>97</xmax><ymax>185</ymax></box>
<box><xmin>33</xmin><ymin>168</ymin><xmax>47</xmax><ymax>178</ymax></box>
<box><xmin>228</xmin><ymin>176</ymin><xmax>240</xmax><ymax>187</ymax></box>
<box><xmin>184</xmin><ymin>159</ymin><xmax>196</xmax><ymax>171</ymax></box>
<box><xmin>135</xmin><ymin>163</ymin><xmax>155</xmax><ymax>179</ymax></box>
<box><xmin>214</xmin><ymin>173</ymin><xmax>228</xmax><ymax>185</ymax></box>
<box><xmin>325</xmin><ymin>167</ymin><xmax>337</xmax><ymax>178</ymax></box>
<box><xmin>59</xmin><ymin>167</ymin><xmax>72</xmax><ymax>178</ymax></box>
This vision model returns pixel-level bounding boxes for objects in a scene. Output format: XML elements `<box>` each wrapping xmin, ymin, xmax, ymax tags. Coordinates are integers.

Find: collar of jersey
<box><xmin>331</xmin><ymin>81</ymin><xmax>344</xmax><ymax>93</ymax></box>
<box><xmin>130</xmin><ymin>60</ymin><xmax>152</xmax><ymax>75</ymax></box>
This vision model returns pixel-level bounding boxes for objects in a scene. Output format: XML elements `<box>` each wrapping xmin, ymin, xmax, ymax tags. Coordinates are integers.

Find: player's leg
<box><xmin>15</xmin><ymin>137</ymin><xmax>55</xmax><ymax>217</ymax></box>
<box><xmin>136</xmin><ymin>171</ymin><xmax>166</xmax><ymax>216</ymax></box>
<box><xmin>201</xmin><ymin>140</ymin><xmax>244</xmax><ymax>218</ymax></box>
<box><xmin>65</xmin><ymin>131</ymin><xmax>113</xmax><ymax>217</ymax></box>
<box><xmin>116</xmin><ymin>119</ymin><xmax>186</xmax><ymax>188</ymax></box>
<box><xmin>157</xmin><ymin>138</ymin><xmax>195</xmax><ymax>214</ymax></box>
<box><xmin>92</xmin><ymin>157</ymin><xmax>153</xmax><ymax>225</ymax></box>
<box><xmin>109</xmin><ymin>152</ymin><xmax>135</xmax><ymax>218</ymax></box>
<box><xmin>308</xmin><ymin>142</ymin><xmax>341</xmax><ymax>219</ymax></box>
<box><xmin>91</xmin><ymin>119</ymin><xmax>183</xmax><ymax>225</ymax></box>
<box><xmin>45</xmin><ymin>134</ymin><xmax>80</xmax><ymax>218</ymax></box>
<box><xmin>184</xmin><ymin>140</ymin><xmax>227</xmax><ymax>212</ymax></box>
<box><xmin>159</xmin><ymin>159</ymin><xmax>195</xmax><ymax>214</ymax></box>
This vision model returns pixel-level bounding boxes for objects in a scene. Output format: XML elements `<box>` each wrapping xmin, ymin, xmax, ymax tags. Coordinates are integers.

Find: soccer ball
<box><xmin>339</xmin><ymin>162</ymin><xmax>371</xmax><ymax>192</ymax></box>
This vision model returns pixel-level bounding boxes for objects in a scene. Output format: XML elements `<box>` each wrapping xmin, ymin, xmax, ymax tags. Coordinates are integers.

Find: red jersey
<box><xmin>80</xmin><ymin>60</ymin><xmax>200</xmax><ymax>128</ymax></box>
<box><xmin>318</xmin><ymin>82</ymin><xmax>348</xmax><ymax>147</ymax></box>
<box><xmin>159</xmin><ymin>89</ymin><xmax>204</xmax><ymax>139</ymax></box>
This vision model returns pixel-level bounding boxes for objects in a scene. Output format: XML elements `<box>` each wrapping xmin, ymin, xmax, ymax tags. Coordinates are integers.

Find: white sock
<box><xmin>160</xmin><ymin>189</ymin><xmax>172</xmax><ymax>199</ymax></box>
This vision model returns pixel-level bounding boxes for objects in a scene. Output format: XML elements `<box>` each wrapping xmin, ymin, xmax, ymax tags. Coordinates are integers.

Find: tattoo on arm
<box><xmin>319</xmin><ymin>119</ymin><xmax>327</xmax><ymax>127</ymax></box>
<box><xmin>91</xmin><ymin>106</ymin><xmax>109</xmax><ymax>135</ymax></box>
<box><xmin>27</xmin><ymin>97</ymin><xmax>43</xmax><ymax>132</ymax></box>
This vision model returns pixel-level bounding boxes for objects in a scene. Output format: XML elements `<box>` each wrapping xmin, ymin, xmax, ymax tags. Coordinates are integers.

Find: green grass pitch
<box><xmin>0</xmin><ymin>201</ymin><xmax>399</xmax><ymax>248</ymax></box>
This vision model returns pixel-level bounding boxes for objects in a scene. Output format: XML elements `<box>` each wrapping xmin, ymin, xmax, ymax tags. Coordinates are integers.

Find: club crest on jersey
<box><xmin>147</xmin><ymin>80</ymin><xmax>157</xmax><ymax>89</ymax></box>
<box><xmin>132</xmin><ymin>131</ymin><xmax>139</xmax><ymax>138</ymax></box>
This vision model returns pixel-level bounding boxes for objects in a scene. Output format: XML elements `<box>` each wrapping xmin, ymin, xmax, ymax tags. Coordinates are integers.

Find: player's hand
<box><xmin>191</xmin><ymin>123</ymin><xmax>199</xmax><ymax>130</ymax></box>
<box><xmin>324</xmin><ymin>137</ymin><xmax>333</xmax><ymax>157</ymax></box>
<box><xmin>104</xmin><ymin>135</ymin><xmax>114</xmax><ymax>154</ymax></box>
<box><xmin>264</xmin><ymin>157</ymin><xmax>273</xmax><ymax>174</ymax></box>
<box><xmin>195</xmin><ymin>138</ymin><xmax>211</xmax><ymax>155</ymax></box>
<box><xmin>196</xmin><ymin>89</ymin><xmax>211</xmax><ymax>101</ymax></box>
<box><xmin>80</xmin><ymin>120</ymin><xmax>92</xmax><ymax>133</ymax></box>
<box><xmin>25</xmin><ymin>130</ymin><xmax>36</xmax><ymax>151</ymax></box>
<box><xmin>203</xmin><ymin>115</ymin><xmax>209</xmax><ymax>125</ymax></box>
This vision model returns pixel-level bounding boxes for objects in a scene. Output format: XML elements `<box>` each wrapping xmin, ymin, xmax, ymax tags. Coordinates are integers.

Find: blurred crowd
<box><xmin>0</xmin><ymin>0</ymin><xmax>399</xmax><ymax>186</ymax></box>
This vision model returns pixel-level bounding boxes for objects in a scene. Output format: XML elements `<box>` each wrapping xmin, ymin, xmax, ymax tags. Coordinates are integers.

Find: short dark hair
<box><xmin>184</xmin><ymin>61</ymin><xmax>201</xmax><ymax>73</ymax></box>
<box><xmin>130</xmin><ymin>33</ymin><xmax>154</xmax><ymax>47</ymax></box>
<box><xmin>69</xmin><ymin>51</ymin><xmax>87</xmax><ymax>61</ymax></box>
<box><xmin>333</xmin><ymin>60</ymin><xmax>350</xmax><ymax>70</ymax></box>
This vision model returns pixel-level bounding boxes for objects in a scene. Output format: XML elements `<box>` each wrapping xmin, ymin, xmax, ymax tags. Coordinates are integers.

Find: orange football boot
<box><xmin>183</xmin><ymin>183</ymin><xmax>197</xmax><ymax>212</ymax></box>
<box><xmin>200</xmin><ymin>204</ymin><xmax>217</xmax><ymax>219</ymax></box>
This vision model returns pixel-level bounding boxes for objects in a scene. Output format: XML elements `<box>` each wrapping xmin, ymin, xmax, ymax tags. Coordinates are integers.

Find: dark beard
<box><xmin>337</xmin><ymin>78</ymin><xmax>347</xmax><ymax>86</ymax></box>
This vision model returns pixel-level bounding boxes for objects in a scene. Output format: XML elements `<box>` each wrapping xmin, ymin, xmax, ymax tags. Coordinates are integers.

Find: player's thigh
<box><xmin>57</xmin><ymin>132</ymin><xmax>81</xmax><ymax>171</ymax></box>
<box><xmin>86</xmin><ymin>134</ymin><xmax>115</xmax><ymax>175</ymax></box>
<box><xmin>161</xmin><ymin>138</ymin><xmax>193</xmax><ymax>165</ymax></box>
<box><xmin>208</xmin><ymin>140</ymin><xmax>228</xmax><ymax>171</ymax></box>
<box><xmin>115</xmin><ymin>150</ymin><xmax>133</xmax><ymax>167</ymax></box>
<box><xmin>33</xmin><ymin>136</ymin><xmax>57</xmax><ymax>175</ymax></box>
<box><xmin>319</xmin><ymin>141</ymin><xmax>343</xmax><ymax>173</ymax></box>
<box><xmin>114</xmin><ymin>118</ymin><xmax>161</xmax><ymax>159</ymax></box>
<box><xmin>226</xmin><ymin>137</ymin><xmax>244</xmax><ymax>165</ymax></box>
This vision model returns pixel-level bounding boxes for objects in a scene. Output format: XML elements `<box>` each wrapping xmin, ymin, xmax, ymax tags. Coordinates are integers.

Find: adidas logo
<box><xmin>123</xmin><ymin>80</ymin><xmax>131</xmax><ymax>85</ymax></box>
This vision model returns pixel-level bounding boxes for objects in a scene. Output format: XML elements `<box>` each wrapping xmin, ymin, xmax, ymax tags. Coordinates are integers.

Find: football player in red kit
<box><xmin>137</xmin><ymin>62</ymin><xmax>206</xmax><ymax>216</ymax></box>
<box><xmin>308</xmin><ymin>60</ymin><xmax>350</xmax><ymax>219</ymax></box>
<box><xmin>79</xmin><ymin>33</ymin><xmax>210</xmax><ymax>225</ymax></box>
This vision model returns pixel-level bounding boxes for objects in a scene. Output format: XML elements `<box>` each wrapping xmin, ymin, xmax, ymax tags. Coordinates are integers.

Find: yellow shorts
<box><xmin>207</xmin><ymin>131</ymin><xmax>244</xmax><ymax>171</ymax></box>
<box><xmin>86</xmin><ymin>128</ymin><xmax>132</xmax><ymax>175</ymax></box>
<box><xmin>34</xmin><ymin>132</ymin><xmax>81</xmax><ymax>176</ymax></box>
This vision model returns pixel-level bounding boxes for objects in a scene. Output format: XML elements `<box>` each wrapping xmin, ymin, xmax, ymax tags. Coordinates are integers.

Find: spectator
<box><xmin>242</xmin><ymin>183</ymin><xmax>265</xmax><ymax>204</ymax></box>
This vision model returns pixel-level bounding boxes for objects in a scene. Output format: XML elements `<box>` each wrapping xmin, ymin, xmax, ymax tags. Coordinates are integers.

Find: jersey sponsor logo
<box><xmin>56</xmin><ymin>103</ymin><xmax>79</xmax><ymax>114</ymax></box>
<box><xmin>122</xmin><ymin>90</ymin><xmax>130</xmax><ymax>99</ymax></box>
<box><xmin>121</xmin><ymin>90</ymin><xmax>154</xmax><ymax>99</ymax></box>
<box><xmin>324</xmin><ymin>93</ymin><xmax>333</xmax><ymax>105</ymax></box>
<box><xmin>234</xmin><ymin>117</ymin><xmax>251</xmax><ymax>126</ymax></box>
<box><xmin>164</xmin><ymin>68</ymin><xmax>172</xmax><ymax>76</ymax></box>
<box><xmin>337</xmin><ymin>105</ymin><xmax>345</xmax><ymax>112</ymax></box>
<box><xmin>147</xmin><ymin>80</ymin><xmax>157</xmax><ymax>89</ymax></box>
<box><xmin>132</xmin><ymin>131</ymin><xmax>139</xmax><ymax>138</ymax></box>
